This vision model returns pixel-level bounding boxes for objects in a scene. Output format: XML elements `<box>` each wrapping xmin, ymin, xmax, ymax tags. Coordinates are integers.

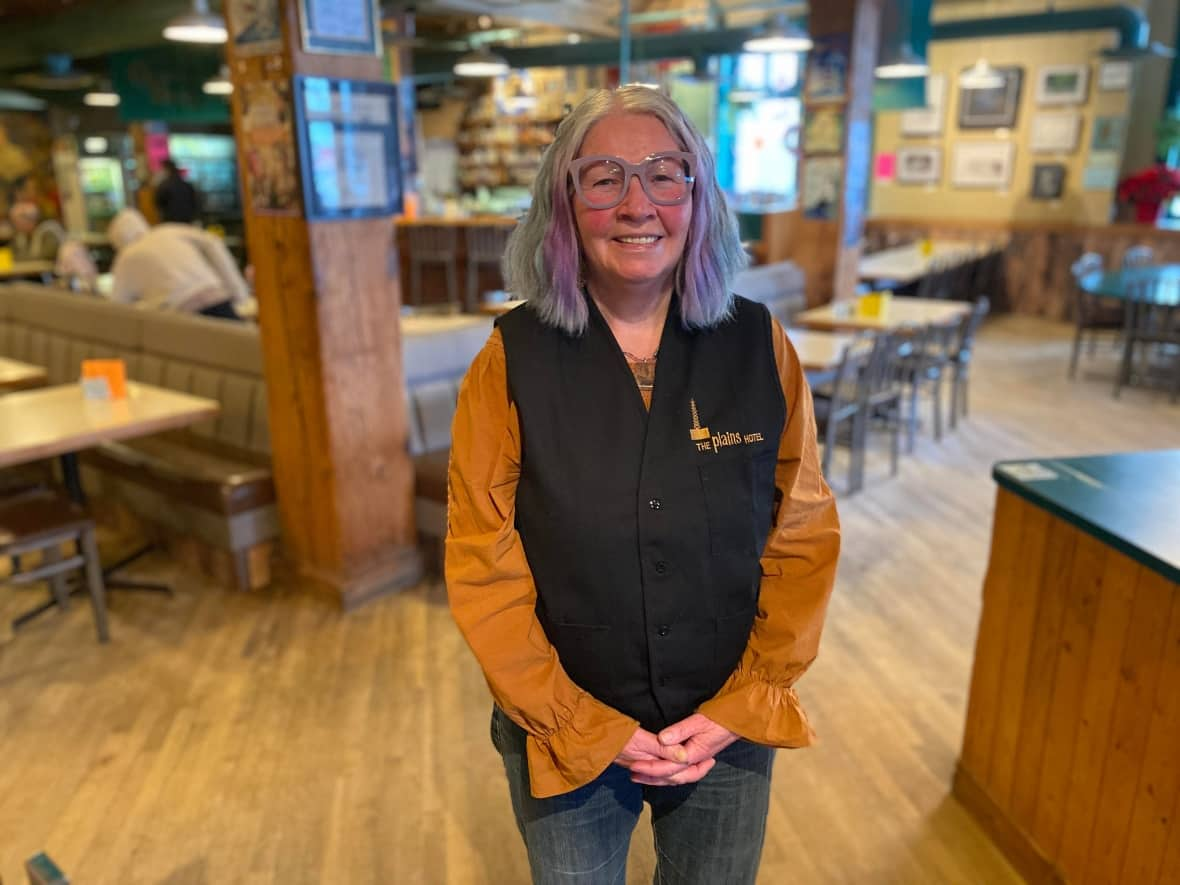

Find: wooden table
<box><xmin>0</xmin><ymin>357</ymin><xmax>47</xmax><ymax>392</ymax></box>
<box><xmin>786</xmin><ymin>328</ymin><xmax>854</xmax><ymax>374</ymax></box>
<box><xmin>0</xmin><ymin>259</ymin><xmax>53</xmax><ymax>281</ymax></box>
<box><xmin>477</xmin><ymin>298</ymin><xmax>526</xmax><ymax>316</ymax></box>
<box><xmin>858</xmin><ymin>242</ymin><xmax>979</xmax><ymax>284</ymax></box>
<box><xmin>794</xmin><ymin>297</ymin><xmax>971</xmax><ymax>333</ymax></box>
<box><xmin>957</xmin><ymin>451</ymin><xmax>1180</xmax><ymax>885</ymax></box>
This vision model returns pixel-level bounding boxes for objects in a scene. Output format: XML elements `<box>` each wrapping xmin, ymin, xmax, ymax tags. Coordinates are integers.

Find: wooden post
<box><xmin>224</xmin><ymin>1</ymin><xmax>421</xmax><ymax>608</ymax></box>
<box><xmin>764</xmin><ymin>0</ymin><xmax>882</xmax><ymax>305</ymax></box>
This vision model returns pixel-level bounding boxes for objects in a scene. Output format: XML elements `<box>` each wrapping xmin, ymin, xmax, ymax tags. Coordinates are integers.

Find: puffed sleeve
<box><xmin>445</xmin><ymin>328</ymin><xmax>640</xmax><ymax>797</ymax></box>
<box><xmin>695</xmin><ymin>318</ymin><xmax>840</xmax><ymax>745</ymax></box>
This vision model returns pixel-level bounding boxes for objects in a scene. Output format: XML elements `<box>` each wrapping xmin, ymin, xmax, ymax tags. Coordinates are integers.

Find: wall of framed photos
<box><xmin>870</xmin><ymin>30</ymin><xmax>1135</xmax><ymax>224</ymax></box>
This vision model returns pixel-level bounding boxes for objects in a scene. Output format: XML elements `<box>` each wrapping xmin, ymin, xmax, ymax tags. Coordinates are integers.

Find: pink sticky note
<box><xmin>875</xmin><ymin>153</ymin><xmax>897</xmax><ymax>181</ymax></box>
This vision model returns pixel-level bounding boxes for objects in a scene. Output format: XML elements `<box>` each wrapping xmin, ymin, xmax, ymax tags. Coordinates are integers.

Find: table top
<box><xmin>478</xmin><ymin>298</ymin><xmax>527</xmax><ymax>316</ymax></box>
<box><xmin>994</xmin><ymin>450</ymin><xmax>1180</xmax><ymax>585</ymax></box>
<box><xmin>0</xmin><ymin>260</ymin><xmax>53</xmax><ymax>280</ymax></box>
<box><xmin>0</xmin><ymin>382</ymin><xmax>220</xmax><ymax>469</ymax></box>
<box><xmin>858</xmin><ymin>242</ymin><xmax>979</xmax><ymax>284</ymax></box>
<box><xmin>0</xmin><ymin>357</ymin><xmax>47</xmax><ymax>392</ymax></box>
<box><xmin>794</xmin><ymin>297</ymin><xmax>971</xmax><ymax>333</ymax></box>
<box><xmin>786</xmin><ymin>328</ymin><xmax>855</xmax><ymax>373</ymax></box>
<box><xmin>1078</xmin><ymin>264</ymin><xmax>1180</xmax><ymax>305</ymax></box>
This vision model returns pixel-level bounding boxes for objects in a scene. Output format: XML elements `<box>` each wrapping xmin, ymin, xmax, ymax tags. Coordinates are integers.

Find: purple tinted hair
<box><xmin>502</xmin><ymin>85</ymin><xmax>747</xmax><ymax>335</ymax></box>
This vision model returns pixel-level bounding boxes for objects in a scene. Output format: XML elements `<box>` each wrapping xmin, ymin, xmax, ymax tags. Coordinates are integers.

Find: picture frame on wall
<box><xmin>951</xmin><ymin>142</ymin><xmax>1015</xmax><ymax>189</ymax></box>
<box><xmin>896</xmin><ymin>146</ymin><xmax>942</xmax><ymax>185</ymax></box>
<box><xmin>1030</xmin><ymin>163</ymin><xmax>1066</xmax><ymax>200</ymax></box>
<box><xmin>1097</xmin><ymin>60</ymin><xmax>1133</xmax><ymax>92</ymax></box>
<box><xmin>958</xmin><ymin>66</ymin><xmax>1023</xmax><ymax>129</ymax></box>
<box><xmin>1029</xmin><ymin>112</ymin><xmax>1082</xmax><ymax>154</ymax></box>
<box><xmin>803</xmin><ymin>107</ymin><xmax>845</xmax><ymax>155</ymax></box>
<box><xmin>1035</xmin><ymin>64</ymin><xmax>1089</xmax><ymax>106</ymax></box>
<box><xmin>299</xmin><ymin>0</ymin><xmax>381</xmax><ymax>56</ymax></box>
<box><xmin>1090</xmin><ymin>116</ymin><xmax>1127</xmax><ymax>152</ymax></box>
<box><xmin>900</xmin><ymin>73</ymin><xmax>946</xmax><ymax>137</ymax></box>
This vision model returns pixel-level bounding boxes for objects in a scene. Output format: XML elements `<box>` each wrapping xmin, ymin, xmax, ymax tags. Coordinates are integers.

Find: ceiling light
<box><xmin>83</xmin><ymin>136</ymin><xmax>109</xmax><ymax>154</ymax></box>
<box><xmin>0</xmin><ymin>89</ymin><xmax>47</xmax><ymax>111</ymax></box>
<box><xmin>959</xmin><ymin>58</ymin><xmax>1003</xmax><ymax>90</ymax></box>
<box><xmin>454</xmin><ymin>47</ymin><xmax>509</xmax><ymax>78</ymax></box>
<box><xmin>743</xmin><ymin>14</ymin><xmax>812</xmax><ymax>53</ymax></box>
<box><xmin>83</xmin><ymin>88</ymin><xmax>121</xmax><ymax>107</ymax></box>
<box><xmin>876</xmin><ymin>43</ymin><xmax>929</xmax><ymax>79</ymax></box>
<box><xmin>203</xmin><ymin>66</ymin><xmax>233</xmax><ymax>95</ymax></box>
<box><xmin>163</xmin><ymin>0</ymin><xmax>228</xmax><ymax>44</ymax></box>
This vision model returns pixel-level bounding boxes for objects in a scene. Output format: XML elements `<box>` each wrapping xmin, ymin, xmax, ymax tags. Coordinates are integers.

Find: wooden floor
<box><xmin>1</xmin><ymin>317</ymin><xmax>1178</xmax><ymax>885</ymax></box>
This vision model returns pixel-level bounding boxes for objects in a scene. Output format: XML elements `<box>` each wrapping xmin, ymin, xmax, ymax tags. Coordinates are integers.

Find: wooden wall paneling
<box><xmin>960</xmin><ymin>488</ymin><xmax>1025</xmax><ymax>776</ymax></box>
<box><xmin>987</xmin><ymin>504</ymin><xmax>1052</xmax><ymax>804</ymax></box>
<box><xmin>1120</xmin><ymin>588</ymin><xmax>1180</xmax><ymax>884</ymax></box>
<box><xmin>1030</xmin><ymin>531</ymin><xmax>1107</xmax><ymax>859</ymax></box>
<box><xmin>1008</xmin><ymin>517</ymin><xmax>1078</xmax><ymax>832</ymax></box>
<box><xmin>1056</xmin><ymin>549</ymin><xmax>1143</xmax><ymax>879</ymax></box>
<box><xmin>1082</xmin><ymin>567</ymin><xmax>1175</xmax><ymax>884</ymax></box>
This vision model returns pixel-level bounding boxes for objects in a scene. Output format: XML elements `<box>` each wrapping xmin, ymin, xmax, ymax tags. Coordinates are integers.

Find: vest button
<box><xmin>649</xmin><ymin>498</ymin><xmax>662</xmax><ymax>510</ymax></box>
<box><xmin>654</xmin><ymin>560</ymin><xmax>668</xmax><ymax>574</ymax></box>
<box><xmin>657</xmin><ymin>625</ymin><xmax>670</xmax><ymax>637</ymax></box>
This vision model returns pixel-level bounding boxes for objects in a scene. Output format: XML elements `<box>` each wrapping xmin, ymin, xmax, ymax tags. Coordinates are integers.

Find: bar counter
<box><xmin>395</xmin><ymin>216</ymin><xmax>517</xmax><ymax>311</ymax></box>
<box><xmin>956</xmin><ymin>450</ymin><xmax>1180</xmax><ymax>885</ymax></box>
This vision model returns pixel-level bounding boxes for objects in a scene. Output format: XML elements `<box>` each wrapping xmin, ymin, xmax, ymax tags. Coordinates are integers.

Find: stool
<box><xmin>1</xmin><ymin>490</ymin><xmax>109</xmax><ymax>642</ymax></box>
<box><xmin>406</xmin><ymin>225</ymin><xmax>460</xmax><ymax>310</ymax></box>
<box><xmin>464</xmin><ymin>225</ymin><xmax>513</xmax><ymax>312</ymax></box>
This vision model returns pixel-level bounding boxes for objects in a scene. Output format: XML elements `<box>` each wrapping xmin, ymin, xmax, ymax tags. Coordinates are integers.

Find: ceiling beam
<box><xmin>421</xmin><ymin>0</ymin><xmax>619</xmax><ymax>37</ymax></box>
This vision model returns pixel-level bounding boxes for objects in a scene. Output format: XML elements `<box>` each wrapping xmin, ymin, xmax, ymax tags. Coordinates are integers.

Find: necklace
<box><xmin>622</xmin><ymin>348</ymin><xmax>659</xmax><ymax>364</ymax></box>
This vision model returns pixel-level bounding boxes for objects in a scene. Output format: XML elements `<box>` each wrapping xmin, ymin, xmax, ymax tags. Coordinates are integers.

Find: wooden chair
<box><xmin>406</xmin><ymin>225</ymin><xmax>460</xmax><ymax>311</ymax></box>
<box><xmin>464</xmin><ymin>225</ymin><xmax>513</xmax><ymax>313</ymax></box>
<box><xmin>1</xmin><ymin>490</ymin><xmax>109</xmax><ymax>642</ymax></box>
<box><xmin>1068</xmin><ymin>252</ymin><xmax>1124</xmax><ymax>379</ymax></box>
<box><xmin>949</xmin><ymin>296</ymin><xmax>991</xmax><ymax>428</ymax></box>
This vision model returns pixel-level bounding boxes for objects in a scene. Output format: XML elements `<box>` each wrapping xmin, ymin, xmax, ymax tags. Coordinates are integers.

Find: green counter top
<box><xmin>993</xmin><ymin>450</ymin><xmax>1180</xmax><ymax>585</ymax></box>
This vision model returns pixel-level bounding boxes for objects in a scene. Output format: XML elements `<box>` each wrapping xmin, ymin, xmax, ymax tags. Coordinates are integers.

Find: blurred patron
<box><xmin>107</xmin><ymin>209</ymin><xmax>247</xmax><ymax>320</ymax></box>
<box><xmin>54</xmin><ymin>239</ymin><xmax>99</xmax><ymax>293</ymax></box>
<box><xmin>154</xmin><ymin>158</ymin><xmax>200</xmax><ymax>224</ymax></box>
<box><xmin>9</xmin><ymin>200</ymin><xmax>65</xmax><ymax>262</ymax></box>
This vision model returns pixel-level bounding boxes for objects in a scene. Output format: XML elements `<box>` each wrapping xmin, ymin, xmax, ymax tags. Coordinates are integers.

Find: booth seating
<box><xmin>731</xmin><ymin>261</ymin><xmax>808</xmax><ymax>326</ymax></box>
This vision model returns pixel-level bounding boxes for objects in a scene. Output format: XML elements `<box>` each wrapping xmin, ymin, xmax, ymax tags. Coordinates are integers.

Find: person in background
<box><xmin>107</xmin><ymin>208</ymin><xmax>247</xmax><ymax>319</ymax></box>
<box><xmin>446</xmin><ymin>85</ymin><xmax>841</xmax><ymax>884</ymax></box>
<box><xmin>154</xmin><ymin>158</ymin><xmax>200</xmax><ymax>224</ymax></box>
<box><xmin>8</xmin><ymin>201</ymin><xmax>65</xmax><ymax>262</ymax></box>
<box><xmin>54</xmin><ymin>239</ymin><xmax>99</xmax><ymax>293</ymax></box>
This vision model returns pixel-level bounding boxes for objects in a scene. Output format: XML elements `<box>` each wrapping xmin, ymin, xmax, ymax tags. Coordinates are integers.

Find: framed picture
<box><xmin>299</xmin><ymin>0</ymin><xmax>380</xmax><ymax>56</ymax></box>
<box><xmin>1030</xmin><ymin>163</ymin><xmax>1066</xmax><ymax>200</ymax></box>
<box><xmin>1098</xmin><ymin>60</ymin><xmax>1132</xmax><ymax>92</ymax></box>
<box><xmin>900</xmin><ymin>73</ymin><xmax>946</xmax><ymax>137</ymax></box>
<box><xmin>1082</xmin><ymin>152</ymin><xmax>1120</xmax><ymax>191</ymax></box>
<box><xmin>958</xmin><ymin>66</ymin><xmax>1023</xmax><ymax>129</ymax></box>
<box><xmin>1090</xmin><ymin>116</ymin><xmax>1127</xmax><ymax>152</ymax></box>
<box><xmin>292</xmin><ymin>75</ymin><xmax>402</xmax><ymax>219</ymax></box>
<box><xmin>1035</xmin><ymin>64</ymin><xmax>1089</xmax><ymax>106</ymax></box>
<box><xmin>805</xmin><ymin>35</ymin><xmax>850</xmax><ymax>104</ymax></box>
<box><xmin>801</xmin><ymin>157</ymin><xmax>842</xmax><ymax>220</ymax></box>
<box><xmin>803</xmin><ymin>108</ymin><xmax>844</xmax><ymax>155</ymax></box>
<box><xmin>227</xmin><ymin>0</ymin><xmax>283</xmax><ymax>56</ymax></box>
<box><xmin>951</xmin><ymin>142</ymin><xmax>1015</xmax><ymax>189</ymax></box>
<box><xmin>896</xmin><ymin>146</ymin><xmax>942</xmax><ymax>185</ymax></box>
<box><xmin>1029</xmin><ymin>112</ymin><xmax>1082</xmax><ymax>153</ymax></box>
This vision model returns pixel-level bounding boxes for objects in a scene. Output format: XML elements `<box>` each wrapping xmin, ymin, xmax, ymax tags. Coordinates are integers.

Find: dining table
<box><xmin>0</xmin><ymin>259</ymin><xmax>53</xmax><ymax>282</ymax></box>
<box><xmin>787</xmin><ymin>327</ymin><xmax>855</xmax><ymax>382</ymax></box>
<box><xmin>794</xmin><ymin>296</ymin><xmax>972</xmax><ymax>333</ymax></box>
<box><xmin>0</xmin><ymin>356</ymin><xmax>48</xmax><ymax>392</ymax></box>
<box><xmin>1077</xmin><ymin>264</ymin><xmax>1180</xmax><ymax>305</ymax></box>
<box><xmin>858</xmin><ymin>242</ymin><xmax>980</xmax><ymax>285</ymax></box>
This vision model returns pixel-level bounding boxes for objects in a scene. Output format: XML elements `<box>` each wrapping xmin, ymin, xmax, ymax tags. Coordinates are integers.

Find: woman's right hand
<box><xmin>614</xmin><ymin>726</ymin><xmax>714</xmax><ymax>786</ymax></box>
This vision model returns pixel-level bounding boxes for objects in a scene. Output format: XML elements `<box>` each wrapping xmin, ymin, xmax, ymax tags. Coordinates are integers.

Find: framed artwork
<box><xmin>227</xmin><ymin>0</ymin><xmax>282</xmax><ymax>56</ymax></box>
<box><xmin>1030</xmin><ymin>163</ymin><xmax>1066</xmax><ymax>200</ymax></box>
<box><xmin>1083</xmin><ymin>151</ymin><xmax>1120</xmax><ymax>190</ymax></box>
<box><xmin>1098</xmin><ymin>60</ymin><xmax>1132</xmax><ymax>92</ymax></box>
<box><xmin>1035</xmin><ymin>64</ymin><xmax>1089</xmax><ymax>106</ymax></box>
<box><xmin>803</xmin><ymin>108</ymin><xmax>845</xmax><ymax>155</ymax></box>
<box><xmin>801</xmin><ymin>157</ymin><xmax>842</xmax><ymax>220</ymax></box>
<box><xmin>900</xmin><ymin>73</ymin><xmax>946</xmax><ymax>137</ymax></box>
<box><xmin>805</xmin><ymin>35</ymin><xmax>849</xmax><ymax>104</ymax></box>
<box><xmin>240</xmin><ymin>79</ymin><xmax>301</xmax><ymax>214</ymax></box>
<box><xmin>958</xmin><ymin>66</ymin><xmax>1023</xmax><ymax>129</ymax></box>
<box><xmin>299</xmin><ymin>0</ymin><xmax>380</xmax><ymax>56</ymax></box>
<box><xmin>896</xmin><ymin>146</ymin><xmax>942</xmax><ymax>185</ymax></box>
<box><xmin>1090</xmin><ymin>116</ymin><xmax>1127</xmax><ymax>152</ymax></box>
<box><xmin>1029</xmin><ymin>112</ymin><xmax>1082</xmax><ymax>153</ymax></box>
<box><xmin>951</xmin><ymin>142</ymin><xmax>1015</xmax><ymax>189</ymax></box>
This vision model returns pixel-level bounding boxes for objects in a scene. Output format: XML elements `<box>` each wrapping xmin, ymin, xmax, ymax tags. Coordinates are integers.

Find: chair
<box><xmin>1068</xmin><ymin>252</ymin><xmax>1125</xmax><ymax>379</ymax></box>
<box><xmin>464</xmin><ymin>225</ymin><xmax>513</xmax><ymax>313</ymax></box>
<box><xmin>406</xmin><ymin>225</ymin><xmax>460</xmax><ymax>311</ymax></box>
<box><xmin>1113</xmin><ymin>278</ymin><xmax>1180</xmax><ymax>402</ymax></box>
<box><xmin>1122</xmin><ymin>245</ymin><xmax>1155</xmax><ymax>269</ymax></box>
<box><xmin>949</xmin><ymin>296</ymin><xmax>991</xmax><ymax>428</ymax></box>
<box><xmin>898</xmin><ymin>320</ymin><xmax>958</xmax><ymax>451</ymax></box>
<box><xmin>1</xmin><ymin>490</ymin><xmax>109</xmax><ymax>642</ymax></box>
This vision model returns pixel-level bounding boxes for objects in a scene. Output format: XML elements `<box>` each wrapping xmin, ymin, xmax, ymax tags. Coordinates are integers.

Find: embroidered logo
<box><xmin>689</xmin><ymin>399</ymin><xmax>711</xmax><ymax>441</ymax></box>
<box><xmin>689</xmin><ymin>398</ymin><xmax>765</xmax><ymax>453</ymax></box>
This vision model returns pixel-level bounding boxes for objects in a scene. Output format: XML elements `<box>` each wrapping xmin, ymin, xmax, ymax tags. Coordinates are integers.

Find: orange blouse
<box><xmin>445</xmin><ymin>317</ymin><xmax>840</xmax><ymax>798</ymax></box>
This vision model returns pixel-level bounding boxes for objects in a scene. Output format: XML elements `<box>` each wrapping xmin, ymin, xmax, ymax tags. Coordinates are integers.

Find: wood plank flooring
<box><xmin>2</xmin><ymin>316</ymin><xmax>1178</xmax><ymax>884</ymax></box>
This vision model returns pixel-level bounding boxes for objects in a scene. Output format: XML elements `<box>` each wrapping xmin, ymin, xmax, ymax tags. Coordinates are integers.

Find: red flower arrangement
<box><xmin>1117</xmin><ymin>163</ymin><xmax>1180</xmax><ymax>223</ymax></box>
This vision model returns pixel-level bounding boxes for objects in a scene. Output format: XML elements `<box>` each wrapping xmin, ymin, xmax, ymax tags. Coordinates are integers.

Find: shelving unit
<box><xmin>455</xmin><ymin>114</ymin><xmax>559</xmax><ymax>191</ymax></box>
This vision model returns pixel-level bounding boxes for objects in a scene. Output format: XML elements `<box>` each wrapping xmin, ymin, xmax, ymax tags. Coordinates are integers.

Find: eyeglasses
<box><xmin>569</xmin><ymin>152</ymin><xmax>696</xmax><ymax>210</ymax></box>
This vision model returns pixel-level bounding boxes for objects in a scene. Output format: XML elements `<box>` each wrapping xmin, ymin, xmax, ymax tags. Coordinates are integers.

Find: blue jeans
<box><xmin>491</xmin><ymin>706</ymin><xmax>775</xmax><ymax>885</ymax></box>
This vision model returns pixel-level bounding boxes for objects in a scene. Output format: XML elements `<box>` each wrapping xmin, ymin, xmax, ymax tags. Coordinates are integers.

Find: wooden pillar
<box><xmin>224</xmin><ymin>1</ymin><xmax>421</xmax><ymax>608</ymax></box>
<box><xmin>764</xmin><ymin>0</ymin><xmax>882</xmax><ymax>305</ymax></box>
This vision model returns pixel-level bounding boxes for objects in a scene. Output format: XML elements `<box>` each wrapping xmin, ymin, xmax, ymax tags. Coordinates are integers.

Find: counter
<box><xmin>956</xmin><ymin>450</ymin><xmax>1180</xmax><ymax>885</ymax></box>
<box><xmin>395</xmin><ymin>216</ymin><xmax>517</xmax><ymax>311</ymax></box>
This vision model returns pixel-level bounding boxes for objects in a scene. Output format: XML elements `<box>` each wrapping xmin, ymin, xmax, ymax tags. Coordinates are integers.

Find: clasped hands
<box><xmin>614</xmin><ymin>713</ymin><xmax>738</xmax><ymax>787</ymax></box>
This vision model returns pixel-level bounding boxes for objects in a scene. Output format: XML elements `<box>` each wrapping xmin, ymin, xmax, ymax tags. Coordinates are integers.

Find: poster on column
<box><xmin>240</xmin><ymin>79</ymin><xmax>301</xmax><ymax>214</ymax></box>
<box><xmin>228</xmin><ymin>0</ymin><xmax>282</xmax><ymax>56</ymax></box>
<box><xmin>805</xmin><ymin>36</ymin><xmax>849</xmax><ymax>104</ymax></box>
<box><xmin>300</xmin><ymin>0</ymin><xmax>380</xmax><ymax>56</ymax></box>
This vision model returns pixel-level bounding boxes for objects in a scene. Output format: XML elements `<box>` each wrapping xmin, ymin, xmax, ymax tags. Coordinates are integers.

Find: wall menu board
<box><xmin>292</xmin><ymin>75</ymin><xmax>402</xmax><ymax>220</ymax></box>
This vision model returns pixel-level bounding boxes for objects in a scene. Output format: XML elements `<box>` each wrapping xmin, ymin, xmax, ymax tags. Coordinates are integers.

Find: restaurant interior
<box><xmin>1</xmin><ymin>0</ymin><xmax>1179</xmax><ymax>882</ymax></box>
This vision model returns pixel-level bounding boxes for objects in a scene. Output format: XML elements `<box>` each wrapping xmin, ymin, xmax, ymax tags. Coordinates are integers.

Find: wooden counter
<box><xmin>957</xmin><ymin>451</ymin><xmax>1180</xmax><ymax>885</ymax></box>
<box><xmin>395</xmin><ymin>216</ymin><xmax>517</xmax><ymax>311</ymax></box>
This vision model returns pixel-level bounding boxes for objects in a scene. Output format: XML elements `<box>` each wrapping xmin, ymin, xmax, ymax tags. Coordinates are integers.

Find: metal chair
<box><xmin>464</xmin><ymin>225</ymin><xmax>513</xmax><ymax>313</ymax></box>
<box><xmin>949</xmin><ymin>296</ymin><xmax>991</xmax><ymax>428</ymax></box>
<box><xmin>406</xmin><ymin>225</ymin><xmax>460</xmax><ymax>311</ymax></box>
<box><xmin>1</xmin><ymin>489</ymin><xmax>109</xmax><ymax>642</ymax></box>
<box><xmin>1122</xmin><ymin>245</ymin><xmax>1155</xmax><ymax>269</ymax></box>
<box><xmin>1068</xmin><ymin>252</ymin><xmax>1124</xmax><ymax>379</ymax></box>
<box><xmin>899</xmin><ymin>320</ymin><xmax>958</xmax><ymax>451</ymax></box>
<box><xmin>1113</xmin><ymin>278</ymin><xmax>1180</xmax><ymax>402</ymax></box>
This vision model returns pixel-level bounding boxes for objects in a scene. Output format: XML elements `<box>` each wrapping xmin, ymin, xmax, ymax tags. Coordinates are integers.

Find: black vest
<box><xmin>497</xmin><ymin>295</ymin><xmax>787</xmax><ymax>731</ymax></box>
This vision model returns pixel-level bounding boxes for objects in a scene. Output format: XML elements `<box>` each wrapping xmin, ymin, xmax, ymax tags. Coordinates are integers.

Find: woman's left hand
<box><xmin>626</xmin><ymin>713</ymin><xmax>739</xmax><ymax>786</ymax></box>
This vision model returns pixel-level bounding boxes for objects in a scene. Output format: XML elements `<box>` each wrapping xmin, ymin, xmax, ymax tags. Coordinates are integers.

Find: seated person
<box><xmin>106</xmin><ymin>209</ymin><xmax>248</xmax><ymax>319</ymax></box>
<box><xmin>8</xmin><ymin>201</ymin><xmax>65</xmax><ymax>262</ymax></box>
<box><xmin>54</xmin><ymin>239</ymin><xmax>99</xmax><ymax>293</ymax></box>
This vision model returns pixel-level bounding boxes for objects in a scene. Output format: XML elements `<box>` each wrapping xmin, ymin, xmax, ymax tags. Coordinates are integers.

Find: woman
<box><xmin>446</xmin><ymin>85</ymin><xmax>840</xmax><ymax>884</ymax></box>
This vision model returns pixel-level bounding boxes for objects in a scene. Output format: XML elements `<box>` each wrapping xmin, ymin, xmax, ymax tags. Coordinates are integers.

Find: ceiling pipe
<box><xmin>929</xmin><ymin>4</ymin><xmax>1147</xmax><ymax>49</ymax></box>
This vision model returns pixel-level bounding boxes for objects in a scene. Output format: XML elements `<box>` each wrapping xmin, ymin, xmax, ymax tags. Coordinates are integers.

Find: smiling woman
<box><xmin>445</xmin><ymin>85</ymin><xmax>841</xmax><ymax>885</ymax></box>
